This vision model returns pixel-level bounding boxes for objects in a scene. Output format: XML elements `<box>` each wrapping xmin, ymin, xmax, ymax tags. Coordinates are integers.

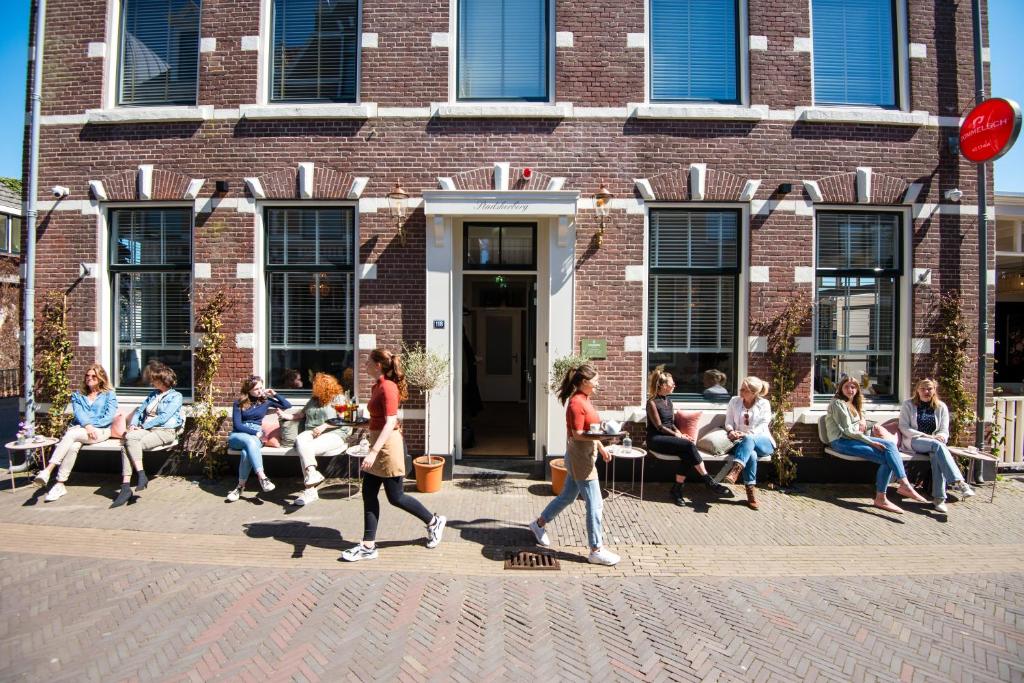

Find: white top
<box><xmin>724</xmin><ymin>396</ymin><xmax>776</xmax><ymax>447</ymax></box>
<box><xmin>898</xmin><ymin>398</ymin><xmax>950</xmax><ymax>443</ymax></box>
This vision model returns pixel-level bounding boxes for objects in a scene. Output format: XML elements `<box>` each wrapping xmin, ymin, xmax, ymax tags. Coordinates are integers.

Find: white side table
<box><xmin>606</xmin><ymin>446</ymin><xmax>647</xmax><ymax>501</ymax></box>
<box><xmin>344</xmin><ymin>445</ymin><xmax>369</xmax><ymax>498</ymax></box>
<box><xmin>4</xmin><ymin>437</ymin><xmax>58</xmax><ymax>493</ymax></box>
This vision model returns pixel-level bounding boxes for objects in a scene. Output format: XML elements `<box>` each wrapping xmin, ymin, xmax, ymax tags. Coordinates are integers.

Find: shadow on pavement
<box><xmin>244</xmin><ymin>520</ymin><xmax>347</xmax><ymax>558</ymax></box>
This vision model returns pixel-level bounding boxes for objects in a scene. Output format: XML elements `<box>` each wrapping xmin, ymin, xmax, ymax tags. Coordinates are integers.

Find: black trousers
<box><xmin>648</xmin><ymin>433</ymin><xmax>703</xmax><ymax>476</ymax></box>
<box><xmin>362</xmin><ymin>473</ymin><xmax>433</xmax><ymax>542</ymax></box>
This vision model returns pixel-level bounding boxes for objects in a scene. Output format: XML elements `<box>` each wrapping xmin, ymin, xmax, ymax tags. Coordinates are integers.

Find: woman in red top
<box><xmin>528</xmin><ymin>363</ymin><xmax>620</xmax><ymax>566</ymax></box>
<box><xmin>341</xmin><ymin>348</ymin><xmax>447</xmax><ymax>562</ymax></box>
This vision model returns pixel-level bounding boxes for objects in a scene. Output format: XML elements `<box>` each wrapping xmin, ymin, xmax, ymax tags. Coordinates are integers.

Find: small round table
<box><xmin>605</xmin><ymin>446</ymin><xmax>647</xmax><ymax>501</ymax></box>
<box><xmin>4</xmin><ymin>437</ymin><xmax>58</xmax><ymax>493</ymax></box>
<box><xmin>344</xmin><ymin>445</ymin><xmax>369</xmax><ymax>498</ymax></box>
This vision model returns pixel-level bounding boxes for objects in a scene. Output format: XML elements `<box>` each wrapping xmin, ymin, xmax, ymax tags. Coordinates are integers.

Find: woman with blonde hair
<box><xmin>825</xmin><ymin>375</ymin><xmax>928</xmax><ymax>513</ymax></box>
<box><xmin>33</xmin><ymin>364</ymin><xmax>118</xmax><ymax>502</ymax></box>
<box><xmin>284</xmin><ymin>372</ymin><xmax>349</xmax><ymax>507</ymax></box>
<box><xmin>646</xmin><ymin>366</ymin><xmax>731</xmax><ymax>507</ymax></box>
<box><xmin>722</xmin><ymin>376</ymin><xmax>776</xmax><ymax>510</ymax></box>
<box><xmin>899</xmin><ymin>378</ymin><xmax>974</xmax><ymax>513</ymax></box>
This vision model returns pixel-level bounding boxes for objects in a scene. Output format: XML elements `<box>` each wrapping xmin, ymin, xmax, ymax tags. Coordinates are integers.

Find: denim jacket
<box><xmin>131</xmin><ymin>389</ymin><xmax>184</xmax><ymax>430</ymax></box>
<box><xmin>70</xmin><ymin>390</ymin><xmax>118</xmax><ymax>428</ymax></box>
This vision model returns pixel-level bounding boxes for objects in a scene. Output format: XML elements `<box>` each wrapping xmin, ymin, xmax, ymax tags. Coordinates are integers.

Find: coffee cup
<box><xmin>589</xmin><ymin>423</ymin><xmax>602</xmax><ymax>434</ymax></box>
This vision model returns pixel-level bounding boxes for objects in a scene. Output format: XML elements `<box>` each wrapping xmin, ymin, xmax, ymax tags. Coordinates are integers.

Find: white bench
<box><xmin>79</xmin><ymin>436</ymin><xmax>179</xmax><ymax>454</ymax></box>
<box><xmin>815</xmin><ymin>415</ymin><xmax>993</xmax><ymax>466</ymax></box>
<box><xmin>646</xmin><ymin>413</ymin><xmax>772</xmax><ymax>481</ymax></box>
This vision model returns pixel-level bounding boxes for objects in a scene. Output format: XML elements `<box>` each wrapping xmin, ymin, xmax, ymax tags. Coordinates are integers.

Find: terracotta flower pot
<box><xmin>550</xmin><ymin>458</ymin><xmax>567</xmax><ymax>496</ymax></box>
<box><xmin>413</xmin><ymin>455</ymin><xmax>445</xmax><ymax>493</ymax></box>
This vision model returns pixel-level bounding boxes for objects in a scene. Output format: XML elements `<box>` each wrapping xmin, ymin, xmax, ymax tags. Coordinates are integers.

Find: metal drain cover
<box><xmin>504</xmin><ymin>551</ymin><xmax>560</xmax><ymax>570</ymax></box>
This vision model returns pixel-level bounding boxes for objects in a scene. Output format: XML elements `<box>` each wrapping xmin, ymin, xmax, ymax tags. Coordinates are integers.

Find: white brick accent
<box><xmin>184</xmin><ymin>178</ymin><xmax>205</xmax><ymax>200</ymax></box>
<box><xmin>913</xmin><ymin>268</ymin><xmax>932</xmax><ymax>285</ymax></box>
<box><xmin>802</xmin><ymin>180</ymin><xmax>823</xmax><ymax>203</ymax></box>
<box><xmin>987</xmin><ymin>338</ymin><xmax>995</xmax><ymax>355</ymax></box>
<box><xmin>624</xmin><ymin>265</ymin><xmax>645</xmax><ymax>282</ymax></box>
<box><xmin>193</xmin><ymin>263</ymin><xmax>211</xmax><ymax>279</ymax></box>
<box><xmin>795</xmin><ymin>337</ymin><xmax>813</xmax><ymax>353</ymax></box>
<box><xmin>79</xmin><ymin>263</ymin><xmax>97</xmax><ymax>279</ymax></box>
<box><xmin>88</xmin><ymin>180</ymin><xmax>107</xmax><ymax>200</ymax></box>
<box><xmin>748</xmin><ymin>336</ymin><xmax>767</xmax><ymax>353</ymax></box>
<box><xmin>137</xmin><ymin>164</ymin><xmax>153</xmax><ymax>200</ymax></box>
<box><xmin>982</xmin><ymin>47</ymin><xmax>990</xmax><ymax>63</ymax></box>
<box><xmin>200</xmin><ymin>37</ymin><xmax>217</xmax><ymax>53</ymax></box>
<box><xmin>793</xmin><ymin>37</ymin><xmax>812</xmax><ymax>52</ymax></box>
<box><xmin>750</xmin><ymin>266</ymin><xmax>769</xmax><ymax>283</ymax></box>
<box><xmin>909</xmin><ymin>43</ymin><xmax>927</xmax><ymax>59</ymax></box>
<box><xmin>235</xmin><ymin>333</ymin><xmax>255</xmax><ymax>349</ymax></box>
<box><xmin>904</xmin><ymin>182</ymin><xmax>923</xmax><ymax>204</ymax></box>
<box><xmin>988</xmin><ymin>269</ymin><xmax>996</xmax><ymax>287</ymax></box>
<box><xmin>556</xmin><ymin>32</ymin><xmax>574</xmax><ymax>48</ymax></box>
<box><xmin>362</xmin><ymin>33</ymin><xmax>379</xmax><ymax>48</ymax></box>
<box><xmin>856</xmin><ymin>167</ymin><xmax>872</xmax><ymax>203</ymax></box>
<box><xmin>794</xmin><ymin>266</ymin><xmax>814</xmax><ymax>283</ymax></box>
<box><xmin>739</xmin><ymin>179</ymin><xmax>761</xmax><ymax>202</ymax></box>
<box><xmin>360</xmin><ymin>263</ymin><xmax>378</xmax><ymax>280</ymax></box>
<box><xmin>359</xmin><ymin>334</ymin><xmax>377</xmax><ymax>349</ymax></box>
<box><xmin>78</xmin><ymin>331</ymin><xmax>98</xmax><ymax>348</ymax></box>
<box><xmin>634</xmin><ymin>178</ymin><xmax>656</xmax><ymax>200</ymax></box>
<box><xmin>546</xmin><ymin>177</ymin><xmax>566</xmax><ymax>191</ymax></box>
<box><xmin>244</xmin><ymin>177</ymin><xmax>265</xmax><ymax>199</ymax></box>
<box><xmin>624</xmin><ymin>336</ymin><xmax>644</xmax><ymax>352</ymax></box>
<box><xmin>438</xmin><ymin>177</ymin><xmax>456</xmax><ymax>190</ymax></box>
<box><xmin>626</xmin><ymin>33</ymin><xmax>645</xmax><ymax>49</ymax></box>
<box><xmin>236</xmin><ymin>263</ymin><xmax>255</xmax><ymax>279</ymax></box>
<box><xmin>689</xmin><ymin>163</ymin><xmax>707</xmax><ymax>201</ymax></box>
<box><xmin>431</xmin><ymin>32</ymin><xmax>450</xmax><ymax>48</ymax></box>
<box><xmin>348</xmin><ymin>176</ymin><xmax>369</xmax><ymax>199</ymax></box>
<box><xmin>912</xmin><ymin>338</ymin><xmax>931</xmax><ymax>354</ymax></box>
<box><xmin>749</xmin><ymin>35</ymin><xmax>767</xmax><ymax>51</ymax></box>
<box><xmin>87</xmin><ymin>42</ymin><xmax>106</xmax><ymax>58</ymax></box>
<box><xmin>241</xmin><ymin>36</ymin><xmax>260</xmax><ymax>51</ymax></box>
<box><xmin>298</xmin><ymin>162</ymin><xmax>314</xmax><ymax>199</ymax></box>
<box><xmin>494</xmin><ymin>162</ymin><xmax>510</xmax><ymax>191</ymax></box>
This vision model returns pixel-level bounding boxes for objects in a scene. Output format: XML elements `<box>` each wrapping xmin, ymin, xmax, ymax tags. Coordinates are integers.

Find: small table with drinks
<box><xmin>4</xmin><ymin>437</ymin><xmax>58</xmax><ymax>493</ymax></box>
<box><xmin>605</xmin><ymin>433</ymin><xmax>647</xmax><ymax>502</ymax></box>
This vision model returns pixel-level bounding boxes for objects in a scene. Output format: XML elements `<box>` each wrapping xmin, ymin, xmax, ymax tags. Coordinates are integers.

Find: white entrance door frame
<box><xmin>423</xmin><ymin>190</ymin><xmax>578</xmax><ymax>462</ymax></box>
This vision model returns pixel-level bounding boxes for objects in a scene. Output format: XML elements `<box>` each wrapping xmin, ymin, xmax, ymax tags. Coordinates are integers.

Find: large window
<box><xmin>648</xmin><ymin>209</ymin><xmax>739</xmax><ymax>401</ymax></box>
<box><xmin>110</xmin><ymin>208</ymin><xmax>193</xmax><ymax>390</ymax></box>
<box><xmin>265</xmin><ymin>207</ymin><xmax>355</xmax><ymax>393</ymax></box>
<box><xmin>1</xmin><ymin>214</ymin><xmax>20</xmax><ymax>254</ymax></box>
<box><xmin>814</xmin><ymin>212</ymin><xmax>901</xmax><ymax>400</ymax></box>
<box><xmin>118</xmin><ymin>0</ymin><xmax>201</xmax><ymax>106</ymax></box>
<box><xmin>650</xmin><ymin>0</ymin><xmax>740</xmax><ymax>103</ymax></box>
<box><xmin>457</xmin><ymin>0</ymin><xmax>550</xmax><ymax>101</ymax></box>
<box><xmin>812</xmin><ymin>0</ymin><xmax>897</xmax><ymax>107</ymax></box>
<box><xmin>271</xmin><ymin>0</ymin><xmax>359</xmax><ymax>103</ymax></box>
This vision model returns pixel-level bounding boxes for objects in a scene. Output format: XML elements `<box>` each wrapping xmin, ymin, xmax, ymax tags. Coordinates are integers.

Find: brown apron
<box><xmin>366</xmin><ymin>428</ymin><xmax>406</xmax><ymax>478</ymax></box>
<box><xmin>566</xmin><ymin>437</ymin><xmax>599</xmax><ymax>482</ymax></box>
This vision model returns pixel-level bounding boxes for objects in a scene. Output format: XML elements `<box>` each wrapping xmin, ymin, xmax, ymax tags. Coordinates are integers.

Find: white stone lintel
<box><xmin>689</xmin><ymin>164</ymin><xmax>707</xmax><ymax>201</ymax></box>
<box><xmin>547</xmin><ymin>177</ymin><xmax>566</xmax><ymax>191</ymax></box>
<box><xmin>802</xmin><ymin>180</ymin><xmax>823</xmax><ymax>203</ymax></box>
<box><xmin>494</xmin><ymin>162</ymin><xmax>510</xmax><ymax>192</ymax></box>
<box><xmin>630</xmin><ymin>103</ymin><xmax>768</xmax><ymax>121</ymax></box>
<box><xmin>739</xmin><ymin>179</ymin><xmax>761</xmax><ymax>202</ymax></box>
<box><xmin>348</xmin><ymin>176</ymin><xmax>369</xmax><ymax>199</ymax></box>
<box><xmin>298</xmin><ymin>162</ymin><xmax>315</xmax><ymax>199</ymax></box>
<box><xmin>634</xmin><ymin>178</ymin><xmax>656</xmax><ymax>201</ymax></box>
<box><xmin>244</xmin><ymin>177</ymin><xmax>266</xmax><ymax>200</ymax></box>
<box><xmin>438</xmin><ymin>177</ymin><xmax>456</xmax><ymax>191</ymax></box>
<box><xmin>856</xmin><ymin>167</ymin><xmax>872</xmax><ymax>203</ymax></box>
<box><xmin>184</xmin><ymin>178</ymin><xmax>205</xmax><ymax>200</ymax></box>
<box><xmin>239</xmin><ymin>103</ymin><xmax>377</xmax><ymax>119</ymax></box>
<box><xmin>430</xmin><ymin>102</ymin><xmax>571</xmax><ymax>118</ymax></box>
<box><xmin>137</xmin><ymin>164</ymin><xmax>153</xmax><ymax>200</ymax></box>
<box><xmin>88</xmin><ymin>180</ymin><xmax>107</xmax><ymax>201</ymax></box>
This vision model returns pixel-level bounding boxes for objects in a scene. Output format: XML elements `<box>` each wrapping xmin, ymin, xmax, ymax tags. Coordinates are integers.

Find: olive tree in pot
<box><xmin>401</xmin><ymin>342</ymin><xmax>450</xmax><ymax>492</ymax></box>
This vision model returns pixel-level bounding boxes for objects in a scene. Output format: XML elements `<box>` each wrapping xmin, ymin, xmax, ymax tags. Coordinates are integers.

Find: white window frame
<box><xmin>642</xmin><ymin>202</ymin><xmax>750</xmax><ymax>409</ymax></box>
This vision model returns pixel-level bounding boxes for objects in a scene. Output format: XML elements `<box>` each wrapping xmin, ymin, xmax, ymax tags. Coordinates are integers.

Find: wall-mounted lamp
<box><xmin>387</xmin><ymin>180</ymin><xmax>410</xmax><ymax>245</ymax></box>
<box><xmin>594</xmin><ymin>182</ymin><xmax>613</xmax><ymax>247</ymax></box>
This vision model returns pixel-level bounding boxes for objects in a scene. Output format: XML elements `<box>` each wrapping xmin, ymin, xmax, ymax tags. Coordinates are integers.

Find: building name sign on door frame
<box><xmin>474</xmin><ymin>201</ymin><xmax>530</xmax><ymax>213</ymax></box>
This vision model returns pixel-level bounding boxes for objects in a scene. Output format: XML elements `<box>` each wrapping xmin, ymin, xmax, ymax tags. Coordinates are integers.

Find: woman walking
<box><xmin>341</xmin><ymin>349</ymin><xmax>446</xmax><ymax>561</ymax></box>
<box><xmin>722</xmin><ymin>376</ymin><xmax>776</xmax><ymax>510</ymax></box>
<box><xmin>34</xmin><ymin>364</ymin><xmax>118</xmax><ymax>502</ymax></box>
<box><xmin>528</xmin><ymin>363</ymin><xmax>620</xmax><ymax>566</ymax></box>
<box><xmin>646</xmin><ymin>366</ymin><xmax>732</xmax><ymax>507</ymax></box>
<box><xmin>226</xmin><ymin>375</ymin><xmax>291</xmax><ymax>502</ymax></box>
<box><xmin>286</xmin><ymin>372</ymin><xmax>348</xmax><ymax>507</ymax></box>
<box><xmin>899</xmin><ymin>378</ymin><xmax>975</xmax><ymax>513</ymax></box>
<box><xmin>825</xmin><ymin>376</ymin><xmax>928</xmax><ymax>513</ymax></box>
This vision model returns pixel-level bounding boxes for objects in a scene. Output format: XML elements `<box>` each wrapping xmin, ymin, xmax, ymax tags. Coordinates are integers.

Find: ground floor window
<box><xmin>110</xmin><ymin>207</ymin><xmax>193</xmax><ymax>390</ymax></box>
<box><xmin>265</xmin><ymin>206</ymin><xmax>355</xmax><ymax>393</ymax></box>
<box><xmin>648</xmin><ymin>208</ymin><xmax>740</xmax><ymax>401</ymax></box>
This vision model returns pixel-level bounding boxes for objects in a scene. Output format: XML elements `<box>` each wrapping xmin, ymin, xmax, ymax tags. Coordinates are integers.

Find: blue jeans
<box><xmin>910</xmin><ymin>437</ymin><xmax>964</xmax><ymax>500</ymax></box>
<box><xmin>731</xmin><ymin>434</ymin><xmax>775</xmax><ymax>485</ymax></box>
<box><xmin>540</xmin><ymin>476</ymin><xmax>603</xmax><ymax>549</ymax></box>
<box><xmin>831</xmin><ymin>437</ymin><xmax>907</xmax><ymax>493</ymax></box>
<box><xmin>228</xmin><ymin>432</ymin><xmax>264</xmax><ymax>482</ymax></box>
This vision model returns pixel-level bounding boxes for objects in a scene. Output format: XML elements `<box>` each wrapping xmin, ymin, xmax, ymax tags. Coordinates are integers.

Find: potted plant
<box><xmin>401</xmin><ymin>342</ymin><xmax>450</xmax><ymax>492</ymax></box>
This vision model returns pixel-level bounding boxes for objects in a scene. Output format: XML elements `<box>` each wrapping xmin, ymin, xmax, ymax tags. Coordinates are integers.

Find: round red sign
<box><xmin>959</xmin><ymin>98</ymin><xmax>1022</xmax><ymax>163</ymax></box>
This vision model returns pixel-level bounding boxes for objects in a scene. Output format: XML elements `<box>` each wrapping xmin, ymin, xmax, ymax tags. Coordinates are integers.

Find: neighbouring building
<box><xmin>0</xmin><ymin>183</ymin><xmax>21</xmax><ymax>396</ymax></box>
<box><xmin>996</xmin><ymin>191</ymin><xmax>1024</xmax><ymax>395</ymax></box>
<box><xmin>27</xmin><ymin>0</ymin><xmax>996</xmax><ymax>467</ymax></box>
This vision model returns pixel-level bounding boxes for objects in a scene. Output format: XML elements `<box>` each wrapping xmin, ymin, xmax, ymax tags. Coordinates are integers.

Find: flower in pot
<box><xmin>401</xmin><ymin>342</ymin><xmax>450</xmax><ymax>492</ymax></box>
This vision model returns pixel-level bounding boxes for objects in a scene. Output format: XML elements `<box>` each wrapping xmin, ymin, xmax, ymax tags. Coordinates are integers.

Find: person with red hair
<box><xmin>284</xmin><ymin>372</ymin><xmax>348</xmax><ymax>506</ymax></box>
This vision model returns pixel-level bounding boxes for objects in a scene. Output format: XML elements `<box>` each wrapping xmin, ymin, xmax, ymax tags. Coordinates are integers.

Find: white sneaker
<box><xmin>292</xmin><ymin>488</ymin><xmax>319</xmax><ymax>506</ymax></box>
<box><xmin>588</xmin><ymin>548</ymin><xmax>621</xmax><ymax>566</ymax></box>
<box><xmin>304</xmin><ymin>469</ymin><xmax>325</xmax><ymax>487</ymax></box>
<box><xmin>953</xmin><ymin>481</ymin><xmax>975</xmax><ymax>498</ymax></box>
<box><xmin>226</xmin><ymin>487</ymin><xmax>242</xmax><ymax>502</ymax></box>
<box><xmin>44</xmin><ymin>482</ymin><xmax>66</xmax><ymax>502</ymax></box>
<box><xmin>529</xmin><ymin>520</ymin><xmax>551</xmax><ymax>547</ymax></box>
<box><xmin>259</xmin><ymin>478</ymin><xmax>276</xmax><ymax>493</ymax></box>
<box><xmin>426</xmin><ymin>515</ymin><xmax>446</xmax><ymax>549</ymax></box>
<box><xmin>33</xmin><ymin>469</ymin><xmax>50</xmax><ymax>488</ymax></box>
<box><xmin>341</xmin><ymin>544</ymin><xmax>379</xmax><ymax>562</ymax></box>
<box><xmin>933</xmin><ymin>498</ymin><xmax>949</xmax><ymax>514</ymax></box>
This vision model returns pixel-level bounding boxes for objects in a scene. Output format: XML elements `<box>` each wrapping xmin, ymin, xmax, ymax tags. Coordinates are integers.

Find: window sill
<box><xmin>239</xmin><ymin>103</ymin><xmax>377</xmax><ymax>119</ymax></box>
<box><xmin>85</xmin><ymin>106</ymin><xmax>214</xmax><ymax>124</ymax></box>
<box><xmin>795</xmin><ymin>107</ymin><xmax>929</xmax><ymax>126</ymax></box>
<box><xmin>630</xmin><ymin>103</ymin><xmax>768</xmax><ymax>121</ymax></box>
<box><xmin>430</xmin><ymin>102</ymin><xmax>572</xmax><ymax>118</ymax></box>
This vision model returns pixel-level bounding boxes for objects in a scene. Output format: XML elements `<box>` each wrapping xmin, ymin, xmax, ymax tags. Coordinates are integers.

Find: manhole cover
<box><xmin>504</xmin><ymin>551</ymin><xmax>560</xmax><ymax>570</ymax></box>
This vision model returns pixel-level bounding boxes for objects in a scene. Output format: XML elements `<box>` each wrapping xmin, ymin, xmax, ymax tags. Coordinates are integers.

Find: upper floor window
<box><xmin>271</xmin><ymin>0</ymin><xmax>359</xmax><ymax>103</ymax></box>
<box><xmin>118</xmin><ymin>0</ymin><xmax>202</xmax><ymax>106</ymax></box>
<box><xmin>812</xmin><ymin>0</ymin><xmax>897</xmax><ymax>107</ymax></box>
<box><xmin>1</xmin><ymin>214</ymin><xmax>20</xmax><ymax>254</ymax></box>
<box><xmin>648</xmin><ymin>209</ymin><xmax>740</xmax><ymax>401</ymax></box>
<box><xmin>814</xmin><ymin>212</ymin><xmax>901</xmax><ymax>400</ymax></box>
<box><xmin>650</xmin><ymin>0</ymin><xmax>740</xmax><ymax>103</ymax></box>
<box><xmin>457</xmin><ymin>0</ymin><xmax>550</xmax><ymax>101</ymax></box>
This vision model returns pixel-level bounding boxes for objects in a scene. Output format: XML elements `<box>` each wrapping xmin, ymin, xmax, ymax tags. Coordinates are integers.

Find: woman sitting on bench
<box><xmin>284</xmin><ymin>372</ymin><xmax>348</xmax><ymax>507</ymax></box>
<box><xmin>722</xmin><ymin>376</ymin><xmax>775</xmax><ymax>510</ymax></box>
<box><xmin>226</xmin><ymin>375</ymin><xmax>291</xmax><ymax>502</ymax></box>
<box><xmin>825</xmin><ymin>376</ymin><xmax>928</xmax><ymax>514</ymax></box>
<box><xmin>33</xmin><ymin>364</ymin><xmax>118</xmax><ymax>502</ymax></box>
<box><xmin>899</xmin><ymin>378</ymin><xmax>974</xmax><ymax>514</ymax></box>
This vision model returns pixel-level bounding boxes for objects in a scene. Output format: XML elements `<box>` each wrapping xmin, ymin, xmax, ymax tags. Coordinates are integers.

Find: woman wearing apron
<box><xmin>341</xmin><ymin>348</ymin><xmax>447</xmax><ymax>561</ymax></box>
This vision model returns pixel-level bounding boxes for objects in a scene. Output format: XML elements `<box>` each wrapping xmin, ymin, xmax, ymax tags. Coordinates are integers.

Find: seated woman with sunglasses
<box><xmin>722</xmin><ymin>376</ymin><xmax>775</xmax><ymax>510</ymax></box>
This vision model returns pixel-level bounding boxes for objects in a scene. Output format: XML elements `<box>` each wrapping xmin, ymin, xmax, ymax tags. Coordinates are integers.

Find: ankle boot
<box><xmin>723</xmin><ymin>462</ymin><xmax>743</xmax><ymax>484</ymax></box>
<box><xmin>669</xmin><ymin>482</ymin><xmax>685</xmax><ymax>507</ymax></box>
<box><xmin>703</xmin><ymin>474</ymin><xmax>733</xmax><ymax>497</ymax></box>
<box><xmin>745</xmin><ymin>485</ymin><xmax>759</xmax><ymax>510</ymax></box>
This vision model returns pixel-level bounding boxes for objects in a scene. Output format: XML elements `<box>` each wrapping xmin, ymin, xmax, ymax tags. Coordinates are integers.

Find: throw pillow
<box><xmin>279</xmin><ymin>418</ymin><xmax>300</xmax><ymax>448</ymax></box>
<box><xmin>673</xmin><ymin>410</ymin><xmax>702</xmax><ymax>442</ymax></box>
<box><xmin>261</xmin><ymin>414</ymin><xmax>281</xmax><ymax>447</ymax></box>
<box><xmin>874</xmin><ymin>418</ymin><xmax>902</xmax><ymax>449</ymax></box>
<box><xmin>697</xmin><ymin>429</ymin><xmax>736</xmax><ymax>456</ymax></box>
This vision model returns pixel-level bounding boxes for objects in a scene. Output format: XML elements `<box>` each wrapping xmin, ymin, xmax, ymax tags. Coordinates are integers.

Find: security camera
<box><xmin>51</xmin><ymin>185</ymin><xmax>70</xmax><ymax>198</ymax></box>
<box><xmin>944</xmin><ymin>188</ymin><xmax>963</xmax><ymax>202</ymax></box>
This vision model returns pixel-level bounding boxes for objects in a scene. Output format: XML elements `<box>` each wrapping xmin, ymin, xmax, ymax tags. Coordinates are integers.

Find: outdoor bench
<box><xmin>815</xmin><ymin>414</ymin><xmax>995</xmax><ymax>467</ymax></box>
<box><xmin>646</xmin><ymin>412</ymin><xmax>771</xmax><ymax>481</ymax></box>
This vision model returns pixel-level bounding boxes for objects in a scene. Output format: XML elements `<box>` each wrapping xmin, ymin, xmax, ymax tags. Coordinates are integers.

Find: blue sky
<box><xmin>0</xmin><ymin>2</ymin><xmax>1021</xmax><ymax>190</ymax></box>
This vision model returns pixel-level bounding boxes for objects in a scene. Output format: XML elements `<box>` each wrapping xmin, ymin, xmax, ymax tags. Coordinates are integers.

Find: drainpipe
<box><xmin>971</xmin><ymin>0</ymin><xmax>988</xmax><ymax>469</ymax></box>
<box><xmin>22</xmin><ymin>0</ymin><xmax>46</xmax><ymax>429</ymax></box>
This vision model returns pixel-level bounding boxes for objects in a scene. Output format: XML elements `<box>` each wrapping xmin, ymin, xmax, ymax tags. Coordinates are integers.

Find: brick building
<box><xmin>28</xmin><ymin>0</ymin><xmax>994</xmax><ymax>466</ymax></box>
